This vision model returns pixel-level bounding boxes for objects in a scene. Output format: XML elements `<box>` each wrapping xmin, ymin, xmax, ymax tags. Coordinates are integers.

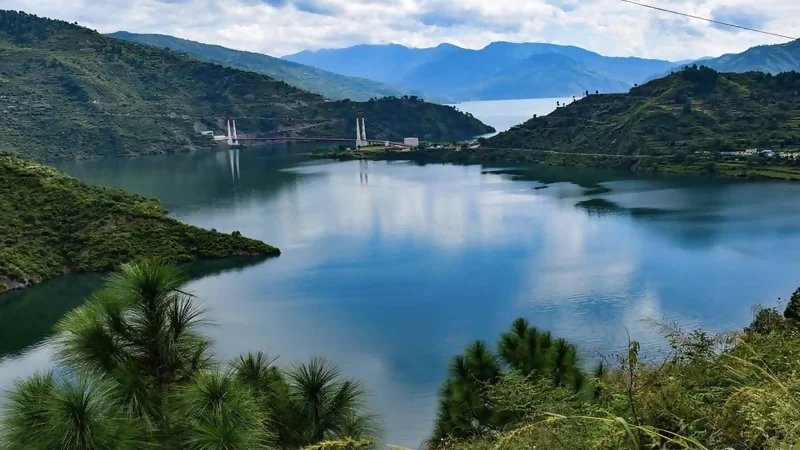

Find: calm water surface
<box><xmin>2</xmin><ymin>113</ymin><xmax>800</xmax><ymax>447</ymax></box>
<box><xmin>453</xmin><ymin>97</ymin><xmax>573</xmax><ymax>133</ymax></box>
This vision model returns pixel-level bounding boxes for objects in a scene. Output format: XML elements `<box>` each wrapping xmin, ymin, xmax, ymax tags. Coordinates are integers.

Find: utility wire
<box><xmin>619</xmin><ymin>0</ymin><xmax>798</xmax><ymax>41</ymax></box>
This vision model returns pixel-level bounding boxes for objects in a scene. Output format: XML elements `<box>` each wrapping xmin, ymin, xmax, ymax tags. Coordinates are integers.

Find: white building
<box><xmin>404</xmin><ymin>137</ymin><xmax>419</xmax><ymax>147</ymax></box>
<box><xmin>200</xmin><ymin>130</ymin><xmax>214</xmax><ymax>136</ymax></box>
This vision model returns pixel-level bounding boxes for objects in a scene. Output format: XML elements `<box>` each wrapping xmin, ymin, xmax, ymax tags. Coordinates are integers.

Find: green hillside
<box><xmin>0</xmin><ymin>152</ymin><xmax>278</xmax><ymax>292</ymax></box>
<box><xmin>702</xmin><ymin>39</ymin><xmax>800</xmax><ymax>74</ymax></box>
<box><xmin>487</xmin><ymin>66</ymin><xmax>800</xmax><ymax>155</ymax></box>
<box><xmin>0</xmin><ymin>11</ymin><xmax>492</xmax><ymax>161</ymax></box>
<box><xmin>107</xmin><ymin>31</ymin><xmax>416</xmax><ymax>102</ymax></box>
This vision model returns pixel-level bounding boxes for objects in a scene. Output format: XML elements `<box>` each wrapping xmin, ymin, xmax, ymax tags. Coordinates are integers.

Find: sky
<box><xmin>4</xmin><ymin>0</ymin><xmax>799</xmax><ymax>61</ymax></box>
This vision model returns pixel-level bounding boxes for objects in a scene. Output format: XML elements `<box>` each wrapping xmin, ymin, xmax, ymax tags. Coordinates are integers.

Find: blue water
<box><xmin>2</xmin><ymin>140</ymin><xmax>800</xmax><ymax>448</ymax></box>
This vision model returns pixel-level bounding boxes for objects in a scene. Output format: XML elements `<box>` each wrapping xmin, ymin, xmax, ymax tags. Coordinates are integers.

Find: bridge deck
<box><xmin>236</xmin><ymin>137</ymin><xmax>412</xmax><ymax>147</ymax></box>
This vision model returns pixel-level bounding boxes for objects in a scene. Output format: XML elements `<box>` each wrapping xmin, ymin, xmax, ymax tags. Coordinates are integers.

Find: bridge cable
<box><xmin>365</xmin><ymin>119</ymin><xmax>403</xmax><ymax>139</ymax></box>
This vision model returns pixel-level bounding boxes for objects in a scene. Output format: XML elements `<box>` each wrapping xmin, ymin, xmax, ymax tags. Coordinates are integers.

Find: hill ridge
<box><xmin>486</xmin><ymin>66</ymin><xmax>800</xmax><ymax>156</ymax></box>
<box><xmin>0</xmin><ymin>151</ymin><xmax>278</xmax><ymax>292</ymax></box>
<box><xmin>0</xmin><ymin>10</ymin><xmax>492</xmax><ymax>161</ymax></box>
<box><xmin>107</xmin><ymin>31</ymin><xmax>424</xmax><ymax>102</ymax></box>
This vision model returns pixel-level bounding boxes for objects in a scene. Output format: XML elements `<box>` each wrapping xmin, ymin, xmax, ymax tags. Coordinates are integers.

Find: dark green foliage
<box><xmin>433</xmin><ymin>318</ymin><xmax>586</xmax><ymax>441</ymax></box>
<box><xmin>437</xmin><ymin>286</ymin><xmax>800</xmax><ymax>450</ymax></box>
<box><xmin>1</xmin><ymin>261</ymin><xmax>376</xmax><ymax>449</ymax></box>
<box><xmin>108</xmin><ymin>32</ymin><xmax>415</xmax><ymax>102</ymax></box>
<box><xmin>0</xmin><ymin>153</ymin><xmax>278</xmax><ymax>291</ymax></box>
<box><xmin>234</xmin><ymin>354</ymin><xmax>376</xmax><ymax>448</ymax></box>
<box><xmin>1</xmin><ymin>373</ymin><xmax>144</xmax><ymax>450</ymax></box>
<box><xmin>785</xmin><ymin>288</ymin><xmax>800</xmax><ymax>322</ymax></box>
<box><xmin>0</xmin><ymin>10</ymin><xmax>492</xmax><ymax>161</ymax></box>
<box><xmin>487</xmin><ymin>67</ymin><xmax>800</xmax><ymax>157</ymax></box>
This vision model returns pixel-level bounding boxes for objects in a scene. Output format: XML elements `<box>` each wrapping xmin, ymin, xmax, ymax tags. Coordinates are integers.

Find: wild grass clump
<box><xmin>433</xmin><ymin>291</ymin><xmax>800</xmax><ymax>450</ymax></box>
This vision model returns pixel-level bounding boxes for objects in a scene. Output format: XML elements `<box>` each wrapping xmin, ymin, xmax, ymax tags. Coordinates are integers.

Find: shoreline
<box><xmin>312</xmin><ymin>146</ymin><xmax>800</xmax><ymax>181</ymax></box>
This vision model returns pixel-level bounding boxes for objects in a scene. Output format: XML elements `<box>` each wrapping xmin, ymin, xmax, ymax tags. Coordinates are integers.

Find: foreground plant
<box><xmin>432</xmin><ymin>291</ymin><xmax>800</xmax><ymax>450</ymax></box>
<box><xmin>0</xmin><ymin>259</ymin><xmax>377</xmax><ymax>449</ymax></box>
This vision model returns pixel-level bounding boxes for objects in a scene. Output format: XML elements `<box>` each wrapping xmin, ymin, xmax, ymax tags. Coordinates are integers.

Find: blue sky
<box><xmin>5</xmin><ymin>0</ymin><xmax>797</xmax><ymax>60</ymax></box>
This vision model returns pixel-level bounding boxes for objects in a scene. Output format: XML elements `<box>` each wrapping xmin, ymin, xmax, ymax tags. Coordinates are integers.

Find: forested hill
<box><xmin>107</xmin><ymin>32</ymin><xmax>417</xmax><ymax>102</ymax></box>
<box><xmin>487</xmin><ymin>67</ymin><xmax>800</xmax><ymax>155</ymax></box>
<box><xmin>0</xmin><ymin>152</ymin><xmax>279</xmax><ymax>292</ymax></box>
<box><xmin>0</xmin><ymin>11</ymin><xmax>493</xmax><ymax>161</ymax></box>
<box><xmin>697</xmin><ymin>39</ymin><xmax>800</xmax><ymax>75</ymax></box>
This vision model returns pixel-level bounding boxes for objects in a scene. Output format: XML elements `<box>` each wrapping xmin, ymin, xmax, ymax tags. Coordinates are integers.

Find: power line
<box><xmin>619</xmin><ymin>0</ymin><xmax>798</xmax><ymax>41</ymax></box>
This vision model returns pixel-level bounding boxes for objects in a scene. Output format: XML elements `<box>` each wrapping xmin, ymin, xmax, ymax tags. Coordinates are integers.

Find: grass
<box><xmin>0</xmin><ymin>152</ymin><xmax>279</xmax><ymax>292</ymax></box>
<box><xmin>434</xmin><ymin>297</ymin><xmax>800</xmax><ymax>450</ymax></box>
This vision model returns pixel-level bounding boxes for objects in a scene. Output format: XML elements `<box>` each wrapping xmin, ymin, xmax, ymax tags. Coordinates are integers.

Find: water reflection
<box><xmin>3</xmin><ymin>150</ymin><xmax>799</xmax><ymax>448</ymax></box>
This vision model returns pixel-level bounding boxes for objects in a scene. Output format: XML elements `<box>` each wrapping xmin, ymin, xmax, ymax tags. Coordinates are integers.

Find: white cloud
<box><xmin>5</xmin><ymin>0</ymin><xmax>799</xmax><ymax>61</ymax></box>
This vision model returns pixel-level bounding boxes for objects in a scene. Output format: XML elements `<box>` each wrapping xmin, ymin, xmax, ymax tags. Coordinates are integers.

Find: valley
<box><xmin>2</xmin><ymin>5</ymin><xmax>800</xmax><ymax>450</ymax></box>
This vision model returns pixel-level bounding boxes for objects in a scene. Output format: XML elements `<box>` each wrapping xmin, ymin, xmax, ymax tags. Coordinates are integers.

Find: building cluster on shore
<box><xmin>720</xmin><ymin>148</ymin><xmax>798</xmax><ymax>159</ymax></box>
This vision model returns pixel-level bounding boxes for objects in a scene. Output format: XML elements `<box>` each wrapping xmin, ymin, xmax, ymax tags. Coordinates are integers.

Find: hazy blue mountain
<box><xmin>284</xmin><ymin>43</ymin><xmax>461</xmax><ymax>85</ymax></box>
<box><xmin>284</xmin><ymin>42</ymin><xmax>676</xmax><ymax>101</ymax></box>
<box><xmin>107</xmin><ymin>32</ymin><xmax>418</xmax><ymax>101</ymax></box>
<box><xmin>466</xmin><ymin>53</ymin><xmax>631</xmax><ymax>100</ymax></box>
<box><xmin>699</xmin><ymin>39</ymin><xmax>800</xmax><ymax>74</ymax></box>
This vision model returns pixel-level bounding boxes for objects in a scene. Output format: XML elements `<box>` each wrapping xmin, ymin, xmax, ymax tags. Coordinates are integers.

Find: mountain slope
<box><xmin>0</xmin><ymin>11</ymin><xmax>492</xmax><ymax>161</ymax></box>
<box><xmin>700</xmin><ymin>39</ymin><xmax>800</xmax><ymax>74</ymax></box>
<box><xmin>0</xmin><ymin>152</ymin><xmax>278</xmax><ymax>292</ymax></box>
<box><xmin>284</xmin><ymin>42</ymin><xmax>675</xmax><ymax>101</ymax></box>
<box><xmin>107</xmin><ymin>32</ymin><xmax>414</xmax><ymax>102</ymax></box>
<box><xmin>284</xmin><ymin>43</ymin><xmax>461</xmax><ymax>85</ymax></box>
<box><xmin>487</xmin><ymin>67</ymin><xmax>800</xmax><ymax>155</ymax></box>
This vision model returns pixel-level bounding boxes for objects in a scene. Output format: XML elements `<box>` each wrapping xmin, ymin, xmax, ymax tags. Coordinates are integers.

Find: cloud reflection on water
<box><xmin>5</xmin><ymin>156</ymin><xmax>800</xmax><ymax>448</ymax></box>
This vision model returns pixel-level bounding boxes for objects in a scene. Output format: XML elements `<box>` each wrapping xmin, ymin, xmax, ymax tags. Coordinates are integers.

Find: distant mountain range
<box><xmin>107</xmin><ymin>32</ymin><xmax>420</xmax><ymax>102</ymax></box>
<box><xmin>284</xmin><ymin>42</ymin><xmax>678</xmax><ymax>101</ymax></box>
<box><xmin>106</xmin><ymin>34</ymin><xmax>800</xmax><ymax>105</ymax></box>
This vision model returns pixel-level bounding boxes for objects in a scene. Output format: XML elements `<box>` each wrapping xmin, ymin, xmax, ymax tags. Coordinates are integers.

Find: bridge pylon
<box><xmin>225</xmin><ymin>118</ymin><xmax>240</xmax><ymax>146</ymax></box>
<box><xmin>355</xmin><ymin>113</ymin><xmax>368</xmax><ymax>148</ymax></box>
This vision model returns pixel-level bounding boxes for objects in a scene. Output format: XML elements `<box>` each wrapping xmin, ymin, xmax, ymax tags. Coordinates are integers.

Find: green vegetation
<box><xmin>0</xmin><ymin>152</ymin><xmax>279</xmax><ymax>292</ymax></box>
<box><xmin>700</xmin><ymin>39</ymin><xmax>800</xmax><ymax>75</ymax></box>
<box><xmin>0</xmin><ymin>10</ymin><xmax>492</xmax><ymax>161</ymax></box>
<box><xmin>0</xmin><ymin>260</ymin><xmax>376</xmax><ymax>449</ymax></box>
<box><xmin>107</xmin><ymin>32</ymin><xmax>417</xmax><ymax>102</ymax></box>
<box><xmin>487</xmin><ymin>66</ymin><xmax>800</xmax><ymax>156</ymax></box>
<box><xmin>318</xmin><ymin>67</ymin><xmax>800</xmax><ymax>180</ymax></box>
<box><xmin>314</xmin><ymin>144</ymin><xmax>800</xmax><ymax>181</ymax></box>
<box><xmin>432</xmin><ymin>292</ymin><xmax>800</xmax><ymax>450</ymax></box>
<box><xmin>4</xmin><ymin>262</ymin><xmax>800</xmax><ymax>449</ymax></box>
<box><xmin>433</xmin><ymin>319</ymin><xmax>584</xmax><ymax>441</ymax></box>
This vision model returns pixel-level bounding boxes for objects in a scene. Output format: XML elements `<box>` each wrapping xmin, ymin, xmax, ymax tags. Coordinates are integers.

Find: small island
<box><xmin>0</xmin><ymin>153</ymin><xmax>279</xmax><ymax>292</ymax></box>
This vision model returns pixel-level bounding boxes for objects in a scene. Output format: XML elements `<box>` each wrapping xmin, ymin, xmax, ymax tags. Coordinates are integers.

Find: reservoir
<box><xmin>2</xmin><ymin>99</ymin><xmax>800</xmax><ymax>448</ymax></box>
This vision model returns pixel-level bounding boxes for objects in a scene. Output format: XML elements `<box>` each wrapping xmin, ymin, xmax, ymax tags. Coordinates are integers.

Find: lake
<box><xmin>2</xmin><ymin>99</ymin><xmax>800</xmax><ymax>448</ymax></box>
<box><xmin>452</xmin><ymin>96</ymin><xmax>574</xmax><ymax>133</ymax></box>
